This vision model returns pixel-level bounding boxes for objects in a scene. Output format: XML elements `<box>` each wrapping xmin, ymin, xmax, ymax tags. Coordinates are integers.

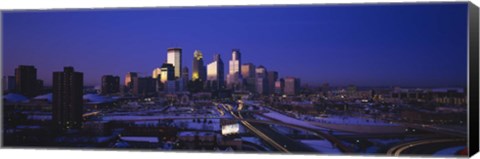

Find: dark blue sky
<box><xmin>3</xmin><ymin>3</ymin><xmax>468</xmax><ymax>87</ymax></box>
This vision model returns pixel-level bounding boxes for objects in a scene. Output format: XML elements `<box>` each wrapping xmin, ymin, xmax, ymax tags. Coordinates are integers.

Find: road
<box><xmin>239</xmin><ymin>111</ymin><xmax>318</xmax><ymax>153</ymax></box>
<box><xmin>221</xmin><ymin>102</ymin><xmax>347</xmax><ymax>153</ymax></box>
<box><xmin>227</xmin><ymin>105</ymin><xmax>290</xmax><ymax>152</ymax></box>
<box><xmin>256</xmin><ymin>110</ymin><xmax>353</xmax><ymax>153</ymax></box>
<box><xmin>387</xmin><ymin>138</ymin><xmax>466</xmax><ymax>156</ymax></box>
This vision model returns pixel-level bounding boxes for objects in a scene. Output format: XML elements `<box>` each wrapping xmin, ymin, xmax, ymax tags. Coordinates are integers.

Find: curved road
<box><xmin>387</xmin><ymin>138</ymin><xmax>466</xmax><ymax>156</ymax></box>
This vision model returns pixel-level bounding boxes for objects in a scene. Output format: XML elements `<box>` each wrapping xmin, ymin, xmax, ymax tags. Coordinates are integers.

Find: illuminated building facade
<box><xmin>167</xmin><ymin>48</ymin><xmax>182</xmax><ymax>78</ymax></box>
<box><xmin>160</xmin><ymin>63</ymin><xmax>175</xmax><ymax>83</ymax></box>
<box><xmin>227</xmin><ymin>49</ymin><xmax>242</xmax><ymax>89</ymax></box>
<box><xmin>192</xmin><ymin>50</ymin><xmax>206</xmax><ymax>81</ymax></box>
<box><xmin>207</xmin><ymin>54</ymin><xmax>225</xmax><ymax>90</ymax></box>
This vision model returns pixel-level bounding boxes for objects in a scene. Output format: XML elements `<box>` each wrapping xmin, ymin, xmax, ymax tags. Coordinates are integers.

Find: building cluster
<box><xmin>3</xmin><ymin>65</ymin><xmax>85</xmax><ymax>132</ymax></box>
<box><xmin>2</xmin><ymin>47</ymin><xmax>304</xmax><ymax>133</ymax></box>
<box><xmin>99</xmin><ymin>48</ymin><xmax>302</xmax><ymax>97</ymax></box>
<box><xmin>3</xmin><ymin>65</ymin><xmax>44</xmax><ymax>97</ymax></box>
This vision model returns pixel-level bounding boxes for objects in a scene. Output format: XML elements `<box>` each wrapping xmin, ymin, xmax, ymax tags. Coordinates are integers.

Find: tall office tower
<box><xmin>125</xmin><ymin>72</ymin><xmax>138</xmax><ymax>88</ymax></box>
<box><xmin>133</xmin><ymin>77</ymin><xmax>156</xmax><ymax>96</ymax></box>
<box><xmin>52</xmin><ymin>67</ymin><xmax>83</xmax><ymax>132</ymax></box>
<box><xmin>192</xmin><ymin>50</ymin><xmax>206</xmax><ymax>81</ymax></box>
<box><xmin>229</xmin><ymin>49</ymin><xmax>241</xmax><ymax>74</ymax></box>
<box><xmin>15</xmin><ymin>65</ymin><xmax>38</xmax><ymax>97</ymax></box>
<box><xmin>241</xmin><ymin>63</ymin><xmax>256</xmax><ymax>92</ymax></box>
<box><xmin>160</xmin><ymin>63</ymin><xmax>175</xmax><ymax>83</ymax></box>
<box><xmin>284</xmin><ymin>76</ymin><xmax>301</xmax><ymax>96</ymax></box>
<box><xmin>2</xmin><ymin>76</ymin><xmax>16</xmax><ymax>92</ymax></box>
<box><xmin>255</xmin><ymin>65</ymin><xmax>267</xmax><ymax>78</ymax></box>
<box><xmin>101</xmin><ymin>75</ymin><xmax>120</xmax><ymax>95</ymax></box>
<box><xmin>274</xmin><ymin>78</ymin><xmax>285</xmax><ymax>94</ymax></box>
<box><xmin>207</xmin><ymin>54</ymin><xmax>225</xmax><ymax>90</ymax></box>
<box><xmin>179</xmin><ymin>66</ymin><xmax>189</xmax><ymax>91</ymax></box>
<box><xmin>241</xmin><ymin>63</ymin><xmax>255</xmax><ymax>78</ymax></box>
<box><xmin>167</xmin><ymin>48</ymin><xmax>182</xmax><ymax>79</ymax></box>
<box><xmin>255</xmin><ymin>66</ymin><xmax>268</xmax><ymax>95</ymax></box>
<box><xmin>182</xmin><ymin>67</ymin><xmax>189</xmax><ymax>81</ymax></box>
<box><xmin>152</xmin><ymin>68</ymin><xmax>162</xmax><ymax>79</ymax></box>
<box><xmin>227</xmin><ymin>49</ymin><xmax>242</xmax><ymax>89</ymax></box>
<box><xmin>152</xmin><ymin>68</ymin><xmax>163</xmax><ymax>92</ymax></box>
<box><xmin>256</xmin><ymin>78</ymin><xmax>268</xmax><ymax>95</ymax></box>
<box><xmin>267</xmin><ymin>71</ymin><xmax>278</xmax><ymax>94</ymax></box>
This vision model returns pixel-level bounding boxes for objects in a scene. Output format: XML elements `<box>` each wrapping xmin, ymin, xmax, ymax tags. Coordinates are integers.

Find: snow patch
<box><xmin>3</xmin><ymin>93</ymin><xmax>29</xmax><ymax>103</ymax></box>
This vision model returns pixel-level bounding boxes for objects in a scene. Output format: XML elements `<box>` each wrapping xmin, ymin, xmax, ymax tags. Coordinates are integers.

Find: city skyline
<box><xmin>2</xmin><ymin>2</ymin><xmax>474</xmax><ymax>156</ymax></box>
<box><xmin>3</xmin><ymin>3</ymin><xmax>468</xmax><ymax>87</ymax></box>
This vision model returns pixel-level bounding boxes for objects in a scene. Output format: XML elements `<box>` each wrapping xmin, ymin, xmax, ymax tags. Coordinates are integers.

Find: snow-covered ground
<box><xmin>262</xmin><ymin>109</ymin><xmax>328</xmax><ymax>131</ymax></box>
<box><xmin>262</xmin><ymin>107</ymin><xmax>402</xmax><ymax>135</ymax></box>
<box><xmin>433</xmin><ymin>146</ymin><xmax>465</xmax><ymax>156</ymax></box>
<box><xmin>34</xmin><ymin>93</ymin><xmax>52</xmax><ymax>102</ymax></box>
<box><xmin>299</xmin><ymin>139</ymin><xmax>341</xmax><ymax>154</ymax></box>
<box><xmin>83</xmin><ymin>94</ymin><xmax>118</xmax><ymax>104</ymax></box>
<box><xmin>174</xmin><ymin>119</ymin><xmax>220</xmax><ymax>131</ymax></box>
<box><xmin>310</xmin><ymin>115</ymin><xmax>396</xmax><ymax>126</ymax></box>
<box><xmin>261</xmin><ymin>104</ymin><xmax>395</xmax><ymax>127</ymax></box>
<box><xmin>120</xmin><ymin>136</ymin><xmax>159</xmax><ymax>143</ymax></box>
<box><xmin>3</xmin><ymin>93</ymin><xmax>29</xmax><ymax>103</ymax></box>
<box><xmin>102</xmin><ymin>114</ymin><xmax>226</xmax><ymax>121</ymax></box>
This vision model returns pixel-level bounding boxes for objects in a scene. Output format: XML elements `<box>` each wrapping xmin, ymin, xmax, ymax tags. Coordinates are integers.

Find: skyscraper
<box><xmin>152</xmin><ymin>68</ymin><xmax>162</xmax><ymax>79</ymax></box>
<box><xmin>227</xmin><ymin>49</ymin><xmax>242</xmax><ymax>89</ymax></box>
<box><xmin>182</xmin><ymin>67</ymin><xmax>189</xmax><ymax>81</ymax></box>
<box><xmin>160</xmin><ymin>63</ymin><xmax>175</xmax><ymax>83</ymax></box>
<box><xmin>125</xmin><ymin>72</ymin><xmax>138</xmax><ymax>87</ymax></box>
<box><xmin>124</xmin><ymin>72</ymin><xmax>138</xmax><ymax>95</ymax></box>
<box><xmin>241</xmin><ymin>63</ymin><xmax>256</xmax><ymax>92</ymax></box>
<box><xmin>167</xmin><ymin>48</ymin><xmax>182</xmax><ymax>79</ymax></box>
<box><xmin>207</xmin><ymin>54</ymin><xmax>225</xmax><ymax>90</ymax></box>
<box><xmin>241</xmin><ymin>63</ymin><xmax>255</xmax><ymax>79</ymax></box>
<box><xmin>15</xmin><ymin>65</ymin><xmax>38</xmax><ymax>97</ymax></box>
<box><xmin>133</xmin><ymin>77</ymin><xmax>156</xmax><ymax>96</ymax></box>
<box><xmin>284</xmin><ymin>77</ymin><xmax>301</xmax><ymax>96</ymax></box>
<box><xmin>274</xmin><ymin>78</ymin><xmax>285</xmax><ymax>94</ymax></box>
<box><xmin>192</xmin><ymin>50</ymin><xmax>206</xmax><ymax>82</ymax></box>
<box><xmin>255</xmin><ymin>65</ymin><xmax>267</xmax><ymax>78</ymax></box>
<box><xmin>52</xmin><ymin>67</ymin><xmax>83</xmax><ymax>132</ymax></box>
<box><xmin>255</xmin><ymin>66</ymin><xmax>268</xmax><ymax>95</ymax></box>
<box><xmin>267</xmin><ymin>71</ymin><xmax>278</xmax><ymax>94</ymax></box>
<box><xmin>101</xmin><ymin>75</ymin><xmax>120</xmax><ymax>95</ymax></box>
<box><xmin>228</xmin><ymin>49</ymin><xmax>241</xmax><ymax>74</ymax></box>
<box><xmin>179</xmin><ymin>66</ymin><xmax>189</xmax><ymax>91</ymax></box>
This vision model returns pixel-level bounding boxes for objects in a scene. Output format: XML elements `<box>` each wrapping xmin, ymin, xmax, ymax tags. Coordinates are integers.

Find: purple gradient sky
<box><xmin>3</xmin><ymin>3</ymin><xmax>468</xmax><ymax>87</ymax></box>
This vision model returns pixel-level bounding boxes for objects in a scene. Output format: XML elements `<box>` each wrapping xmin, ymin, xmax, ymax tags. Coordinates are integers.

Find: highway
<box><xmin>221</xmin><ymin>102</ymin><xmax>350</xmax><ymax>153</ymax></box>
<box><xmin>226</xmin><ymin>105</ymin><xmax>290</xmax><ymax>152</ymax></box>
<box><xmin>386</xmin><ymin>138</ymin><xmax>466</xmax><ymax>156</ymax></box>
<box><xmin>239</xmin><ymin>111</ymin><xmax>318</xmax><ymax>153</ymax></box>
